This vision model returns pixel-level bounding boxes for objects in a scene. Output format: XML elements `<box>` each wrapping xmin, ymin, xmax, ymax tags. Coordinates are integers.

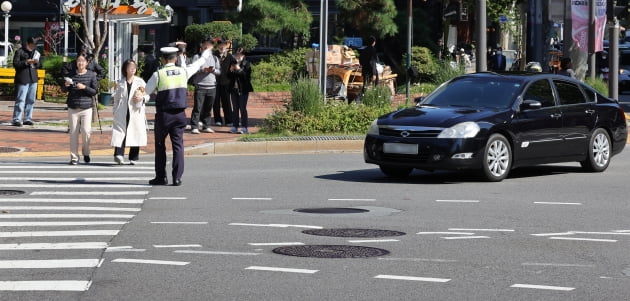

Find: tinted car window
<box><xmin>422</xmin><ymin>78</ymin><xmax>521</xmax><ymax>109</ymax></box>
<box><xmin>523</xmin><ymin>79</ymin><xmax>555</xmax><ymax>107</ymax></box>
<box><xmin>554</xmin><ymin>80</ymin><xmax>587</xmax><ymax>105</ymax></box>
<box><xmin>580</xmin><ymin>85</ymin><xmax>596</xmax><ymax>103</ymax></box>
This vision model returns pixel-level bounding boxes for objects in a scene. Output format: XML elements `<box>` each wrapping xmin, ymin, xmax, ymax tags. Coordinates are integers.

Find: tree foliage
<box><xmin>240</xmin><ymin>0</ymin><xmax>312</xmax><ymax>42</ymax></box>
<box><xmin>335</xmin><ymin>0</ymin><xmax>398</xmax><ymax>39</ymax></box>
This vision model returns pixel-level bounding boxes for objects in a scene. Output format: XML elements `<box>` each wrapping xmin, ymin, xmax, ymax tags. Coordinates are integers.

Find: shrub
<box><xmin>431</xmin><ymin>61</ymin><xmax>465</xmax><ymax>85</ymax></box>
<box><xmin>42</xmin><ymin>55</ymin><xmax>65</xmax><ymax>85</ymax></box>
<box><xmin>251</xmin><ymin>61</ymin><xmax>293</xmax><ymax>86</ymax></box>
<box><xmin>405</xmin><ymin>46</ymin><xmax>439</xmax><ymax>83</ymax></box>
<box><xmin>361</xmin><ymin>85</ymin><xmax>391</xmax><ymax>109</ymax></box>
<box><xmin>264</xmin><ymin>48</ymin><xmax>310</xmax><ymax>79</ymax></box>
<box><xmin>584</xmin><ymin>77</ymin><xmax>608</xmax><ymax>96</ymax></box>
<box><xmin>289</xmin><ymin>76</ymin><xmax>322</xmax><ymax>115</ymax></box>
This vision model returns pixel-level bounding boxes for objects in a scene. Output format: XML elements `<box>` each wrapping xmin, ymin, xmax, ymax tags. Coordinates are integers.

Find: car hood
<box><xmin>379</xmin><ymin>106</ymin><xmax>508</xmax><ymax>128</ymax></box>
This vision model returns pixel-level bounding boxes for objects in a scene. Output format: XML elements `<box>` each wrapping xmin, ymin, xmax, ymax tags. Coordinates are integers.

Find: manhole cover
<box><xmin>293</xmin><ymin>208</ymin><xmax>369</xmax><ymax>214</ymax></box>
<box><xmin>0</xmin><ymin>190</ymin><xmax>25</xmax><ymax>196</ymax></box>
<box><xmin>0</xmin><ymin>147</ymin><xmax>20</xmax><ymax>153</ymax></box>
<box><xmin>302</xmin><ymin>228</ymin><xmax>406</xmax><ymax>238</ymax></box>
<box><xmin>273</xmin><ymin>245</ymin><xmax>389</xmax><ymax>258</ymax></box>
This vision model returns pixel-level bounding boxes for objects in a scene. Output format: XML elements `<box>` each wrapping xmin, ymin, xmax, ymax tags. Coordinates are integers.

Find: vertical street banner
<box><xmin>572</xmin><ymin>0</ymin><xmax>607</xmax><ymax>52</ymax></box>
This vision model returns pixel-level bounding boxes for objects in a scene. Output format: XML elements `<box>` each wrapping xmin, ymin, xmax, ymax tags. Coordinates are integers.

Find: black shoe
<box><xmin>84</xmin><ymin>156</ymin><xmax>91</xmax><ymax>163</ymax></box>
<box><xmin>11</xmin><ymin>121</ymin><xmax>22</xmax><ymax>127</ymax></box>
<box><xmin>149</xmin><ymin>177</ymin><xmax>168</xmax><ymax>185</ymax></box>
<box><xmin>23</xmin><ymin>120</ymin><xmax>33</xmax><ymax>126</ymax></box>
<box><xmin>173</xmin><ymin>179</ymin><xmax>182</xmax><ymax>186</ymax></box>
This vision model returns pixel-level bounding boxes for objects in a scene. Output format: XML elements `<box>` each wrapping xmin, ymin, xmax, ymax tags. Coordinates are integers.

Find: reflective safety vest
<box><xmin>155</xmin><ymin>65</ymin><xmax>188</xmax><ymax>111</ymax></box>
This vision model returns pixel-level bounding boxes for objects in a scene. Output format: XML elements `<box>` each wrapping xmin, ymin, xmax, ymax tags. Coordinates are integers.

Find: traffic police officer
<box><xmin>145</xmin><ymin>46</ymin><xmax>213</xmax><ymax>186</ymax></box>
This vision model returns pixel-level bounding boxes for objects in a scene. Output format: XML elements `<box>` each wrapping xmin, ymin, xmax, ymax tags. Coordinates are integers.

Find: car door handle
<box><xmin>585</xmin><ymin>109</ymin><xmax>595</xmax><ymax>114</ymax></box>
<box><xmin>550</xmin><ymin>113</ymin><xmax>562</xmax><ymax>119</ymax></box>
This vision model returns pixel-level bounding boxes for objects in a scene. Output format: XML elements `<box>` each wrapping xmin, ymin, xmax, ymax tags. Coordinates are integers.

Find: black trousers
<box><xmin>154</xmin><ymin>109</ymin><xmax>186</xmax><ymax>181</ymax></box>
<box><xmin>213</xmin><ymin>84</ymin><xmax>233</xmax><ymax>124</ymax></box>
<box><xmin>190</xmin><ymin>87</ymin><xmax>216</xmax><ymax>129</ymax></box>
<box><xmin>114</xmin><ymin>108</ymin><xmax>140</xmax><ymax>160</ymax></box>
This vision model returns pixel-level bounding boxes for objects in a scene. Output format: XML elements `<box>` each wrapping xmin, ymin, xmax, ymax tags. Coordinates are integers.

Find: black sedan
<box><xmin>364</xmin><ymin>72</ymin><xmax>628</xmax><ymax>181</ymax></box>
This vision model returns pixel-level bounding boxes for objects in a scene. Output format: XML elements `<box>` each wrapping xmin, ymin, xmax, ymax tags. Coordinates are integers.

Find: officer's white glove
<box><xmin>201</xmin><ymin>49</ymin><xmax>212</xmax><ymax>59</ymax></box>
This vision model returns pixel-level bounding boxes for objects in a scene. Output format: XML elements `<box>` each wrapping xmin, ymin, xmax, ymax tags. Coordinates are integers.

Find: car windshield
<box><xmin>421</xmin><ymin>78</ymin><xmax>522</xmax><ymax>109</ymax></box>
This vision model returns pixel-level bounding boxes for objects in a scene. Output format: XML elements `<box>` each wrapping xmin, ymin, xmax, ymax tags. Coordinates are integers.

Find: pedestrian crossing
<box><xmin>0</xmin><ymin>160</ymin><xmax>151</xmax><ymax>293</ymax></box>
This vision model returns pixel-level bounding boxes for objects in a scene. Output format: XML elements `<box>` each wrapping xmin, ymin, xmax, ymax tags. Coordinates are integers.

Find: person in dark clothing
<box><xmin>61</xmin><ymin>48</ymin><xmax>105</xmax><ymax>81</ymax></box>
<box><xmin>141</xmin><ymin>46</ymin><xmax>160</xmax><ymax>82</ymax></box>
<box><xmin>12</xmin><ymin>37</ymin><xmax>41</xmax><ymax>126</ymax></box>
<box><xmin>491</xmin><ymin>47</ymin><xmax>507</xmax><ymax>72</ymax></box>
<box><xmin>62</xmin><ymin>54</ymin><xmax>98</xmax><ymax>165</ymax></box>
<box><xmin>228</xmin><ymin>48</ymin><xmax>254</xmax><ymax>134</ymax></box>
<box><xmin>213</xmin><ymin>40</ymin><xmax>234</xmax><ymax>126</ymax></box>
<box><xmin>359</xmin><ymin>36</ymin><xmax>378</xmax><ymax>101</ymax></box>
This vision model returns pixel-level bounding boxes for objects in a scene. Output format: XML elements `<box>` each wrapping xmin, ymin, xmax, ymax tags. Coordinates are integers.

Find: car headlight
<box><xmin>437</xmin><ymin>121</ymin><xmax>480</xmax><ymax>138</ymax></box>
<box><xmin>367</xmin><ymin>119</ymin><xmax>379</xmax><ymax>135</ymax></box>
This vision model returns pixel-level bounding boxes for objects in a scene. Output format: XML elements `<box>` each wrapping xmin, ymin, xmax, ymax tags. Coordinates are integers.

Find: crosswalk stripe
<box><xmin>0</xmin><ymin>206</ymin><xmax>140</xmax><ymax>212</ymax></box>
<box><xmin>0</xmin><ymin>221</ymin><xmax>127</xmax><ymax>226</ymax></box>
<box><xmin>0</xmin><ymin>230</ymin><xmax>119</xmax><ymax>237</ymax></box>
<box><xmin>1</xmin><ymin>185</ymin><xmax>149</xmax><ymax>188</ymax></box>
<box><xmin>0</xmin><ymin>214</ymin><xmax>135</xmax><ymax>219</ymax></box>
<box><xmin>0</xmin><ymin>177</ymin><xmax>152</xmax><ymax>181</ymax></box>
<box><xmin>0</xmin><ymin>165</ymin><xmax>153</xmax><ymax>169</ymax></box>
<box><xmin>0</xmin><ymin>280</ymin><xmax>92</xmax><ymax>291</ymax></box>
<box><xmin>0</xmin><ymin>198</ymin><xmax>144</xmax><ymax>204</ymax></box>
<box><xmin>31</xmin><ymin>191</ymin><xmax>149</xmax><ymax>195</ymax></box>
<box><xmin>0</xmin><ymin>242</ymin><xmax>108</xmax><ymax>250</ymax></box>
<box><xmin>0</xmin><ymin>259</ymin><xmax>101</xmax><ymax>269</ymax></box>
<box><xmin>0</xmin><ymin>170</ymin><xmax>153</xmax><ymax>174</ymax></box>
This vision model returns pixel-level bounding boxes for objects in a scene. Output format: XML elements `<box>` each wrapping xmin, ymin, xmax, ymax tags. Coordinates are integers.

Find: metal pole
<box><xmin>609</xmin><ymin>16</ymin><xmax>619</xmax><ymax>100</ymax></box>
<box><xmin>588</xmin><ymin>0</ymin><xmax>595</xmax><ymax>79</ymax></box>
<box><xmin>4</xmin><ymin>12</ymin><xmax>8</xmax><ymax>67</ymax></box>
<box><xmin>318</xmin><ymin>0</ymin><xmax>328</xmax><ymax>98</ymax></box>
<box><xmin>406</xmin><ymin>0</ymin><xmax>412</xmax><ymax>102</ymax></box>
<box><xmin>476</xmin><ymin>0</ymin><xmax>487</xmax><ymax>72</ymax></box>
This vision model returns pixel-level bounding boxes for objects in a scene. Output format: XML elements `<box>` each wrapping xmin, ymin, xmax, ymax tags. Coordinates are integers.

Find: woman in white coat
<box><xmin>110</xmin><ymin>59</ymin><xmax>149</xmax><ymax>165</ymax></box>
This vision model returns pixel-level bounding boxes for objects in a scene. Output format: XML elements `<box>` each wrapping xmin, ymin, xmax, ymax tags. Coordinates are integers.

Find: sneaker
<box><xmin>215</xmin><ymin>121</ymin><xmax>222</xmax><ymax>126</ymax></box>
<box><xmin>69</xmin><ymin>159</ymin><xmax>78</xmax><ymax>165</ymax></box>
<box><xmin>129</xmin><ymin>160</ymin><xmax>137</xmax><ymax>165</ymax></box>
<box><xmin>191</xmin><ymin>128</ymin><xmax>200</xmax><ymax>134</ymax></box>
<box><xmin>23</xmin><ymin>120</ymin><xmax>33</xmax><ymax>126</ymax></box>
<box><xmin>240</xmin><ymin>128</ymin><xmax>248</xmax><ymax>134</ymax></box>
<box><xmin>226</xmin><ymin>123</ymin><xmax>233</xmax><ymax>127</ymax></box>
<box><xmin>114</xmin><ymin>155</ymin><xmax>125</xmax><ymax>165</ymax></box>
<box><xmin>198</xmin><ymin>121</ymin><xmax>204</xmax><ymax>127</ymax></box>
<box><xmin>229</xmin><ymin>127</ymin><xmax>238</xmax><ymax>134</ymax></box>
<box><xmin>11</xmin><ymin>121</ymin><xmax>22</xmax><ymax>127</ymax></box>
<box><xmin>83</xmin><ymin>156</ymin><xmax>91</xmax><ymax>164</ymax></box>
<box><xmin>185</xmin><ymin>124</ymin><xmax>192</xmax><ymax>130</ymax></box>
<box><xmin>202</xmin><ymin>127</ymin><xmax>214</xmax><ymax>133</ymax></box>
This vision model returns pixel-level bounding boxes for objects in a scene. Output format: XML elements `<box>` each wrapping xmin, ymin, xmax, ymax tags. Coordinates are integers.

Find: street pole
<box><xmin>609</xmin><ymin>14</ymin><xmax>619</xmax><ymax>100</ymax></box>
<box><xmin>406</xmin><ymin>0</ymin><xmax>412</xmax><ymax>101</ymax></box>
<box><xmin>3</xmin><ymin>12</ymin><xmax>8</xmax><ymax>67</ymax></box>
<box><xmin>318</xmin><ymin>0</ymin><xmax>328</xmax><ymax>99</ymax></box>
<box><xmin>588</xmin><ymin>0</ymin><xmax>595</xmax><ymax>79</ymax></box>
<box><xmin>476</xmin><ymin>0</ymin><xmax>487</xmax><ymax>72</ymax></box>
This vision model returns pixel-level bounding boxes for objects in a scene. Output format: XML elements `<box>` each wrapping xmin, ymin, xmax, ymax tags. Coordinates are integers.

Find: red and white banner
<box><xmin>572</xmin><ymin>0</ymin><xmax>607</xmax><ymax>52</ymax></box>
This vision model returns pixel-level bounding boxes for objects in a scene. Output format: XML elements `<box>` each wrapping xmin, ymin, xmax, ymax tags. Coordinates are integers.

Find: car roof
<box><xmin>456</xmin><ymin>71</ymin><xmax>589</xmax><ymax>86</ymax></box>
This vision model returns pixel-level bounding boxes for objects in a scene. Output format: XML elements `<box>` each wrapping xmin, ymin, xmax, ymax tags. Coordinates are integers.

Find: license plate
<box><xmin>383</xmin><ymin>143</ymin><xmax>418</xmax><ymax>155</ymax></box>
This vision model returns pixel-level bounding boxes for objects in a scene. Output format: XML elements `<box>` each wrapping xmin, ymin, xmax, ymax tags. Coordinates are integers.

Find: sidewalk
<box><xmin>0</xmin><ymin>96</ymin><xmax>364</xmax><ymax>158</ymax></box>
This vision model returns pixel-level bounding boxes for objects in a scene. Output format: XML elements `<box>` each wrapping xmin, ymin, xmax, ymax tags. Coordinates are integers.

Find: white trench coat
<box><xmin>110</xmin><ymin>76</ymin><xmax>149</xmax><ymax>148</ymax></box>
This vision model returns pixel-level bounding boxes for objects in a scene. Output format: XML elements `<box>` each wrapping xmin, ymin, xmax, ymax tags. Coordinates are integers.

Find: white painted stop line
<box><xmin>0</xmin><ymin>259</ymin><xmax>101</xmax><ymax>269</ymax></box>
<box><xmin>0</xmin><ymin>280</ymin><xmax>92</xmax><ymax>291</ymax></box>
<box><xmin>374</xmin><ymin>274</ymin><xmax>451</xmax><ymax>283</ymax></box>
<box><xmin>245</xmin><ymin>266</ymin><xmax>318</xmax><ymax>274</ymax></box>
<box><xmin>0</xmin><ymin>230</ymin><xmax>119</xmax><ymax>238</ymax></box>
<box><xmin>0</xmin><ymin>221</ymin><xmax>127</xmax><ymax>227</ymax></box>
<box><xmin>0</xmin><ymin>242</ymin><xmax>108</xmax><ymax>250</ymax></box>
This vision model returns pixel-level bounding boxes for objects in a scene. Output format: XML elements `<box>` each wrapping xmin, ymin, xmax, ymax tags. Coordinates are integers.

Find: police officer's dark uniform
<box><xmin>145</xmin><ymin>46</ymin><xmax>212</xmax><ymax>186</ymax></box>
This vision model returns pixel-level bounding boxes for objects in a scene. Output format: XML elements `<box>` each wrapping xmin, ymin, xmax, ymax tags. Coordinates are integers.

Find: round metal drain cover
<box><xmin>273</xmin><ymin>245</ymin><xmax>389</xmax><ymax>258</ymax></box>
<box><xmin>0</xmin><ymin>190</ymin><xmax>25</xmax><ymax>196</ymax></box>
<box><xmin>302</xmin><ymin>228</ymin><xmax>406</xmax><ymax>238</ymax></box>
<box><xmin>293</xmin><ymin>207</ymin><xmax>369</xmax><ymax>214</ymax></box>
<box><xmin>0</xmin><ymin>147</ymin><xmax>20</xmax><ymax>153</ymax></box>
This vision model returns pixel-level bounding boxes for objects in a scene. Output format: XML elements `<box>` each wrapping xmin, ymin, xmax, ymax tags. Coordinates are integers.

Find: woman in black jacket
<box><xmin>62</xmin><ymin>54</ymin><xmax>98</xmax><ymax>165</ymax></box>
<box><xmin>228</xmin><ymin>48</ymin><xmax>254</xmax><ymax>134</ymax></box>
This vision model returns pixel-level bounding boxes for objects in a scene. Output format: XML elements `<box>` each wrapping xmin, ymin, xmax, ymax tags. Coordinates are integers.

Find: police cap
<box><xmin>160</xmin><ymin>47</ymin><xmax>179</xmax><ymax>59</ymax></box>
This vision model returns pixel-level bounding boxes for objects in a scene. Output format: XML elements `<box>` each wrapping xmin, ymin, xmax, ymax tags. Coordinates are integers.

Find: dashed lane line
<box><xmin>374</xmin><ymin>275</ymin><xmax>451</xmax><ymax>283</ymax></box>
<box><xmin>548</xmin><ymin>237</ymin><xmax>617</xmax><ymax>242</ymax></box>
<box><xmin>378</xmin><ymin>257</ymin><xmax>457</xmax><ymax>263</ymax></box>
<box><xmin>441</xmin><ymin>236</ymin><xmax>490</xmax><ymax>240</ymax></box>
<box><xmin>230</xmin><ymin>223</ymin><xmax>323</xmax><ymax>229</ymax></box>
<box><xmin>245</xmin><ymin>266</ymin><xmax>318</xmax><ymax>274</ymax></box>
<box><xmin>510</xmin><ymin>284</ymin><xmax>575</xmax><ymax>291</ymax></box>
<box><xmin>448</xmin><ymin>228</ymin><xmax>515</xmax><ymax>232</ymax></box>
<box><xmin>174</xmin><ymin>250</ymin><xmax>261</xmax><ymax>256</ymax></box>
<box><xmin>534</xmin><ymin>202</ymin><xmax>582</xmax><ymax>205</ymax></box>
<box><xmin>148</xmin><ymin>197</ymin><xmax>187</xmax><ymax>200</ymax></box>
<box><xmin>153</xmin><ymin>244</ymin><xmax>202</xmax><ymax>248</ymax></box>
<box><xmin>232</xmin><ymin>197</ymin><xmax>273</xmax><ymax>200</ymax></box>
<box><xmin>328</xmin><ymin>198</ymin><xmax>376</xmax><ymax>202</ymax></box>
<box><xmin>111</xmin><ymin>258</ymin><xmax>190</xmax><ymax>266</ymax></box>
<box><xmin>248</xmin><ymin>242</ymin><xmax>305</xmax><ymax>246</ymax></box>
<box><xmin>417</xmin><ymin>232</ymin><xmax>475</xmax><ymax>235</ymax></box>
<box><xmin>435</xmin><ymin>200</ymin><xmax>479</xmax><ymax>203</ymax></box>
<box><xmin>347</xmin><ymin>239</ymin><xmax>399</xmax><ymax>243</ymax></box>
<box><xmin>150</xmin><ymin>222</ymin><xmax>208</xmax><ymax>224</ymax></box>
<box><xmin>522</xmin><ymin>262</ymin><xmax>595</xmax><ymax>268</ymax></box>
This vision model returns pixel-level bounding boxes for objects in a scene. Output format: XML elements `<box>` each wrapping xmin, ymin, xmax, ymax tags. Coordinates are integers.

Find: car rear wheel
<box><xmin>379</xmin><ymin>165</ymin><xmax>413</xmax><ymax>178</ymax></box>
<box><xmin>580</xmin><ymin>128</ymin><xmax>611</xmax><ymax>172</ymax></box>
<box><xmin>481</xmin><ymin>134</ymin><xmax>512</xmax><ymax>182</ymax></box>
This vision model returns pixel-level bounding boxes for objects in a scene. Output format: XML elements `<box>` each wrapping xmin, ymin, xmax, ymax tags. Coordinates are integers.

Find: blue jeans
<box><xmin>13</xmin><ymin>82</ymin><xmax>38</xmax><ymax>123</ymax></box>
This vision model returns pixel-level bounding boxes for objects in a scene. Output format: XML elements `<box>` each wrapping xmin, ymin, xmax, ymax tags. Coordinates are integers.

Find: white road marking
<box><xmin>0</xmin><ymin>242</ymin><xmax>108</xmax><ymax>250</ymax></box>
<box><xmin>613</xmin><ymin>230</ymin><xmax>630</xmax><ymax>233</ymax></box>
<box><xmin>230</xmin><ymin>223</ymin><xmax>323</xmax><ymax>229</ymax></box>
<box><xmin>112</xmin><ymin>258</ymin><xmax>189</xmax><ymax>266</ymax></box>
<box><xmin>150</xmin><ymin>222</ymin><xmax>208</xmax><ymax>225</ymax></box>
<box><xmin>148</xmin><ymin>197</ymin><xmax>187</xmax><ymax>200</ymax></box>
<box><xmin>248</xmin><ymin>242</ymin><xmax>305</xmax><ymax>246</ymax></box>
<box><xmin>571</xmin><ymin>231</ymin><xmax>630</xmax><ymax>236</ymax></box>
<box><xmin>435</xmin><ymin>200</ymin><xmax>479</xmax><ymax>203</ymax></box>
<box><xmin>549</xmin><ymin>237</ymin><xmax>617</xmax><ymax>242</ymax></box>
<box><xmin>0</xmin><ymin>214</ymin><xmax>134</xmax><ymax>219</ymax></box>
<box><xmin>448</xmin><ymin>228</ymin><xmax>515</xmax><ymax>232</ymax></box>
<box><xmin>0</xmin><ymin>198</ymin><xmax>144</xmax><ymax>204</ymax></box>
<box><xmin>531</xmin><ymin>232</ymin><xmax>574</xmax><ymax>237</ymax></box>
<box><xmin>417</xmin><ymin>232</ymin><xmax>475</xmax><ymax>235</ymax></box>
<box><xmin>0</xmin><ymin>230</ymin><xmax>119</xmax><ymax>237</ymax></box>
<box><xmin>0</xmin><ymin>280</ymin><xmax>92</xmax><ymax>291</ymax></box>
<box><xmin>105</xmin><ymin>246</ymin><xmax>146</xmax><ymax>252</ymax></box>
<box><xmin>153</xmin><ymin>244</ymin><xmax>202</xmax><ymax>248</ymax></box>
<box><xmin>374</xmin><ymin>275</ymin><xmax>451</xmax><ymax>283</ymax></box>
<box><xmin>0</xmin><ymin>221</ymin><xmax>127</xmax><ymax>227</ymax></box>
<box><xmin>0</xmin><ymin>165</ymin><xmax>153</xmax><ymax>169</ymax></box>
<box><xmin>378</xmin><ymin>257</ymin><xmax>457</xmax><ymax>263</ymax></box>
<box><xmin>521</xmin><ymin>262</ymin><xmax>595</xmax><ymax>268</ymax></box>
<box><xmin>0</xmin><ymin>170</ymin><xmax>152</xmax><ymax>174</ymax></box>
<box><xmin>0</xmin><ymin>206</ymin><xmax>140</xmax><ymax>212</ymax></box>
<box><xmin>31</xmin><ymin>191</ymin><xmax>149</xmax><ymax>195</ymax></box>
<box><xmin>328</xmin><ymin>198</ymin><xmax>376</xmax><ymax>202</ymax></box>
<box><xmin>232</xmin><ymin>197</ymin><xmax>273</xmax><ymax>200</ymax></box>
<box><xmin>441</xmin><ymin>236</ymin><xmax>490</xmax><ymax>240</ymax></box>
<box><xmin>3</xmin><ymin>185</ymin><xmax>149</xmax><ymax>189</ymax></box>
<box><xmin>348</xmin><ymin>239</ymin><xmax>399</xmax><ymax>243</ymax></box>
<box><xmin>0</xmin><ymin>259</ymin><xmax>101</xmax><ymax>269</ymax></box>
<box><xmin>534</xmin><ymin>202</ymin><xmax>582</xmax><ymax>205</ymax></box>
<box><xmin>0</xmin><ymin>177</ymin><xmax>151</xmax><ymax>181</ymax></box>
<box><xmin>510</xmin><ymin>284</ymin><xmax>575</xmax><ymax>291</ymax></box>
<box><xmin>174</xmin><ymin>250</ymin><xmax>261</xmax><ymax>256</ymax></box>
<box><xmin>245</xmin><ymin>266</ymin><xmax>318</xmax><ymax>274</ymax></box>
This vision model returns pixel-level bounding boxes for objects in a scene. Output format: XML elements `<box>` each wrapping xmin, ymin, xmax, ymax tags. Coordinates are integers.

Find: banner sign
<box><xmin>571</xmin><ymin>0</ymin><xmax>607</xmax><ymax>52</ymax></box>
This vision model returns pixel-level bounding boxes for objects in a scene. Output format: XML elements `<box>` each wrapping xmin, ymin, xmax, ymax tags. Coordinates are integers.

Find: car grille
<box><xmin>379</xmin><ymin>128</ymin><xmax>441</xmax><ymax>138</ymax></box>
<box><xmin>366</xmin><ymin>140</ymin><xmax>431</xmax><ymax>163</ymax></box>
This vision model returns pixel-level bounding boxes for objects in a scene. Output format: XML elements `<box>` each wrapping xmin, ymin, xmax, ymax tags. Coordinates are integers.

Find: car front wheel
<box><xmin>580</xmin><ymin>128</ymin><xmax>611</xmax><ymax>172</ymax></box>
<box><xmin>481</xmin><ymin>134</ymin><xmax>512</xmax><ymax>182</ymax></box>
<box><xmin>379</xmin><ymin>165</ymin><xmax>413</xmax><ymax>178</ymax></box>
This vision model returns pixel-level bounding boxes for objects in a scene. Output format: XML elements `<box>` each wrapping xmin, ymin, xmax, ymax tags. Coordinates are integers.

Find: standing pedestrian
<box><xmin>358</xmin><ymin>36</ymin><xmax>378</xmax><ymax>102</ymax></box>
<box><xmin>144</xmin><ymin>46</ymin><xmax>214</xmax><ymax>186</ymax></box>
<box><xmin>557</xmin><ymin>57</ymin><xmax>576</xmax><ymax>78</ymax></box>
<box><xmin>62</xmin><ymin>54</ymin><xmax>98</xmax><ymax>165</ymax></box>
<box><xmin>491</xmin><ymin>47</ymin><xmax>507</xmax><ymax>72</ymax></box>
<box><xmin>12</xmin><ymin>37</ymin><xmax>41</xmax><ymax>126</ymax></box>
<box><xmin>111</xmin><ymin>59</ymin><xmax>148</xmax><ymax>165</ymax></box>
<box><xmin>213</xmin><ymin>40</ymin><xmax>234</xmax><ymax>126</ymax></box>
<box><xmin>190</xmin><ymin>39</ymin><xmax>220</xmax><ymax>134</ymax></box>
<box><xmin>228</xmin><ymin>48</ymin><xmax>253</xmax><ymax>134</ymax></box>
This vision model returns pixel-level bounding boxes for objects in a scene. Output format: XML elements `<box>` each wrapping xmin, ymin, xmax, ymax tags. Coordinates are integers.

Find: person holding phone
<box><xmin>12</xmin><ymin>37</ymin><xmax>41</xmax><ymax>126</ymax></box>
<box><xmin>190</xmin><ymin>39</ymin><xmax>220</xmax><ymax>134</ymax></box>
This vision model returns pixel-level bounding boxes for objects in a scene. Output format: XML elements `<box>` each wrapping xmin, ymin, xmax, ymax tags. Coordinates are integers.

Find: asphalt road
<box><xmin>0</xmin><ymin>150</ymin><xmax>629</xmax><ymax>300</ymax></box>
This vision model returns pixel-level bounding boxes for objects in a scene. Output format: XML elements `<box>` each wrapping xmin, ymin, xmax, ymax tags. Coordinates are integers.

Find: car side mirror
<box><xmin>521</xmin><ymin>99</ymin><xmax>542</xmax><ymax>110</ymax></box>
